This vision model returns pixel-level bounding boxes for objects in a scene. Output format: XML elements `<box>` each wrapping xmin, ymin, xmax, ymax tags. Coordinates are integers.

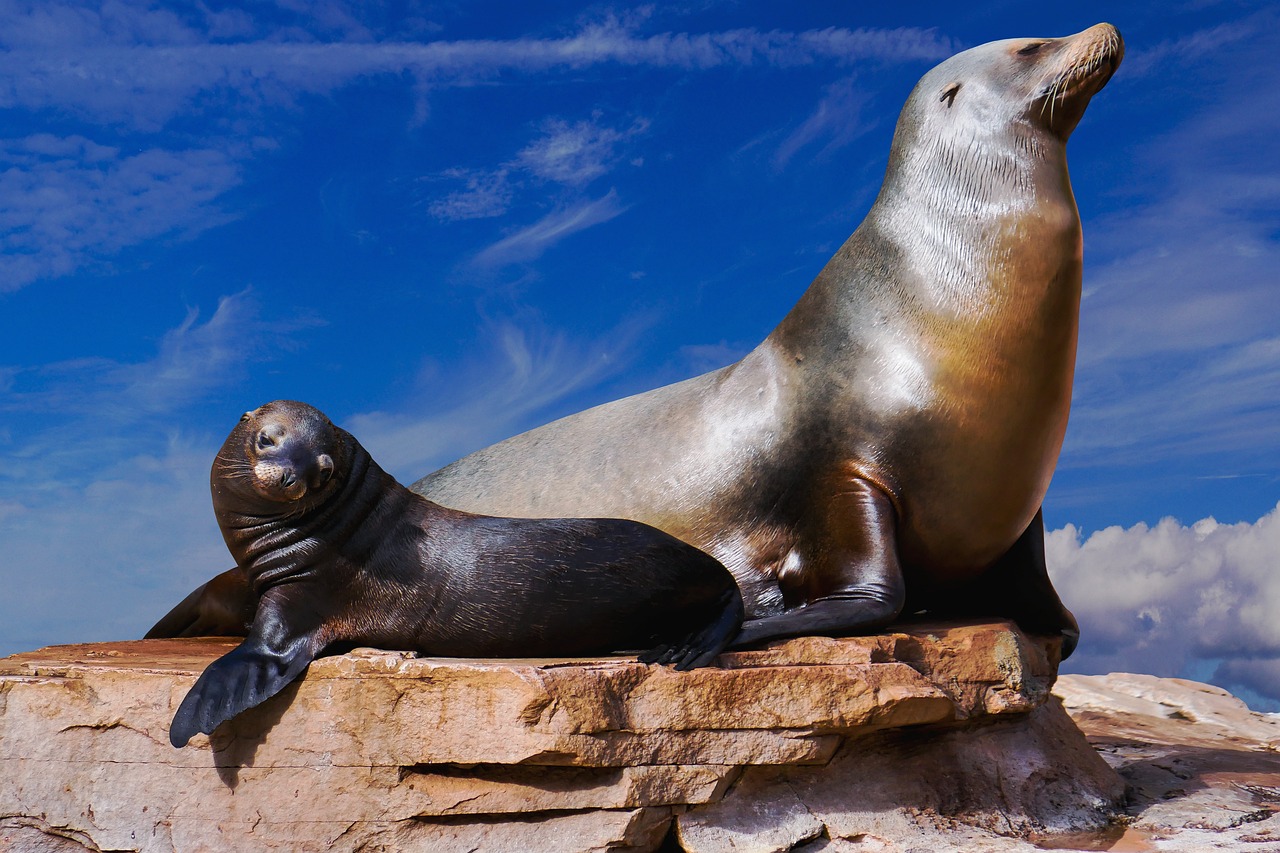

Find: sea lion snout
<box><xmin>1031</xmin><ymin>23</ymin><xmax>1123</xmax><ymax>138</ymax></box>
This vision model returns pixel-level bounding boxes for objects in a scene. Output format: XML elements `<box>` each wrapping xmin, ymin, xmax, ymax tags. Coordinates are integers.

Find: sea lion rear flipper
<box><xmin>144</xmin><ymin>566</ymin><xmax>256</xmax><ymax>639</ymax></box>
<box><xmin>730</xmin><ymin>481</ymin><xmax>905</xmax><ymax>647</ymax></box>
<box><xmin>168</xmin><ymin>596</ymin><xmax>321</xmax><ymax>748</ymax></box>
<box><xmin>639</xmin><ymin>587</ymin><xmax>745</xmax><ymax>671</ymax></box>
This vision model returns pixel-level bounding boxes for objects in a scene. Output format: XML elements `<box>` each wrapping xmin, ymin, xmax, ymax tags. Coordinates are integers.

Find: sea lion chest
<box><xmin>767</xmin><ymin>184</ymin><xmax>1082</xmax><ymax>581</ymax></box>
<box><xmin>871</xmin><ymin>200</ymin><xmax>1081</xmax><ymax>576</ymax></box>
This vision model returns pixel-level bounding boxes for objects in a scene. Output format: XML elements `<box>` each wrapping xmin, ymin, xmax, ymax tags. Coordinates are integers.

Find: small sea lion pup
<box><xmin>163</xmin><ymin>401</ymin><xmax>743</xmax><ymax>748</ymax></box>
<box><xmin>151</xmin><ymin>24</ymin><xmax>1122</xmax><ymax>665</ymax></box>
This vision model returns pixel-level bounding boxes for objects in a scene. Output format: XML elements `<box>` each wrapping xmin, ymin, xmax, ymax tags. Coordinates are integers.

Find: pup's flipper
<box><xmin>168</xmin><ymin>592</ymin><xmax>323</xmax><ymax>748</ymax></box>
<box><xmin>639</xmin><ymin>588</ymin><xmax>744</xmax><ymax>671</ymax></box>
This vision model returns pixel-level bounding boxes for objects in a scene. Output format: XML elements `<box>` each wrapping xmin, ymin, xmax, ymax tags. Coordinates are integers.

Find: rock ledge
<box><xmin>0</xmin><ymin>620</ymin><xmax>1121</xmax><ymax>852</ymax></box>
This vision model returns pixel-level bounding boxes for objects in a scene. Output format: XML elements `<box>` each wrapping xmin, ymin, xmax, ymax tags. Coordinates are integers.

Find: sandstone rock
<box><xmin>677</xmin><ymin>698</ymin><xmax>1123</xmax><ymax>853</ymax></box>
<box><xmin>1055</xmin><ymin>671</ymin><xmax>1280</xmax><ymax>749</ymax></box>
<box><xmin>0</xmin><ymin>621</ymin><xmax>1096</xmax><ymax>852</ymax></box>
<box><xmin>1054</xmin><ymin>673</ymin><xmax>1280</xmax><ymax>853</ymax></box>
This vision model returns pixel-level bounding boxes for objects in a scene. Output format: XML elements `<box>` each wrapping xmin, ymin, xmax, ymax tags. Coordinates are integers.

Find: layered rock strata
<box><xmin>0</xmin><ymin>621</ymin><xmax>1121</xmax><ymax>852</ymax></box>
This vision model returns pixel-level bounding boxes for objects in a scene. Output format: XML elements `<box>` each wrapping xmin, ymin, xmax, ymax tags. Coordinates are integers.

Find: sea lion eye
<box><xmin>256</xmin><ymin>431</ymin><xmax>276</xmax><ymax>450</ymax></box>
<box><xmin>1017</xmin><ymin>42</ymin><xmax>1046</xmax><ymax>56</ymax></box>
<box><xmin>940</xmin><ymin>83</ymin><xmax>961</xmax><ymax>107</ymax></box>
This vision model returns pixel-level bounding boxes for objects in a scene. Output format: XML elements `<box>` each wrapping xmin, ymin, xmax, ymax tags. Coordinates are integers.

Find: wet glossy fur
<box><xmin>163</xmin><ymin>401</ymin><xmax>742</xmax><ymax>747</ymax></box>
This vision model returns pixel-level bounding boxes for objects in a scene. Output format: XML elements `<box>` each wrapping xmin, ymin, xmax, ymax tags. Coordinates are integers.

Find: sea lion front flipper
<box><xmin>942</xmin><ymin>508</ymin><xmax>1080</xmax><ymax>659</ymax></box>
<box><xmin>639</xmin><ymin>588</ymin><xmax>746</xmax><ymax>671</ymax></box>
<box><xmin>730</xmin><ymin>480</ymin><xmax>905</xmax><ymax>647</ymax></box>
<box><xmin>145</xmin><ymin>566</ymin><xmax>256</xmax><ymax>639</ymax></box>
<box><xmin>168</xmin><ymin>595</ymin><xmax>322</xmax><ymax>748</ymax></box>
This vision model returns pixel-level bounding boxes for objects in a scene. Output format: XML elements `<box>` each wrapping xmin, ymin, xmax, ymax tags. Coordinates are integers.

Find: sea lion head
<box><xmin>869</xmin><ymin>24</ymin><xmax>1122</xmax><ymax>233</ymax></box>
<box><xmin>906</xmin><ymin>23</ymin><xmax>1123</xmax><ymax>146</ymax></box>
<box><xmin>212</xmin><ymin>400</ymin><xmax>342</xmax><ymax>512</ymax></box>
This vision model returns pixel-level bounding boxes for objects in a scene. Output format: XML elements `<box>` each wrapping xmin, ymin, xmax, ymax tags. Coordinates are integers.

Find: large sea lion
<box><xmin>164</xmin><ymin>401</ymin><xmax>743</xmax><ymax>748</ymax></box>
<box><xmin>149</xmin><ymin>24</ymin><xmax>1122</xmax><ymax>659</ymax></box>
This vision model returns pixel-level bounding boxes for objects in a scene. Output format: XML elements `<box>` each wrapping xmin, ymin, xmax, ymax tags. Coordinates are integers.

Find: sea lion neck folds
<box><xmin>211</xmin><ymin>401</ymin><xmax>390</xmax><ymax>594</ymax></box>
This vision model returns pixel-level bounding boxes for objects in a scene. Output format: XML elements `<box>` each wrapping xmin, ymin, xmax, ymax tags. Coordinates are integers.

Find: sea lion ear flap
<box><xmin>313</xmin><ymin>454</ymin><xmax>334</xmax><ymax>489</ymax></box>
<box><xmin>940</xmin><ymin>82</ymin><xmax>961</xmax><ymax>107</ymax></box>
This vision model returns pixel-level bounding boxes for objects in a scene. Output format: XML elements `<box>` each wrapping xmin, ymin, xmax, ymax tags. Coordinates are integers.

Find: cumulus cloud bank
<box><xmin>1049</xmin><ymin>504</ymin><xmax>1280</xmax><ymax>707</ymax></box>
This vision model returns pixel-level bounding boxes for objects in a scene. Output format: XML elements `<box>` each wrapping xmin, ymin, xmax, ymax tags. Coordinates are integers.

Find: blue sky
<box><xmin>2</xmin><ymin>2</ymin><xmax>1278</xmax><ymax>707</ymax></box>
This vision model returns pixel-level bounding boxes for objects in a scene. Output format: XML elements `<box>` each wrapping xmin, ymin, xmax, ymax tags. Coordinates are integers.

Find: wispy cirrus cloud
<box><xmin>426</xmin><ymin>114</ymin><xmax>648</xmax><ymax>223</ymax></box>
<box><xmin>516</xmin><ymin>115</ymin><xmax>650</xmax><ymax>186</ymax></box>
<box><xmin>0</xmin><ymin>134</ymin><xmax>242</xmax><ymax>291</ymax></box>
<box><xmin>1061</xmin><ymin>7</ymin><xmax>1280</xmax><ymax>476</ymax></box>
<box><xmin>427</xmin><ymin>167</ymin><xmax>515</xmax><ymax>222</ymax></box>
<box><xmin>0</xmin><ymin>290</ymin><xmax>322</xmax><ymax>653</ymax></box>
<box><xmin>772</xmin><ymin>76</ymin><xmax>874</xmax><ymax>170</ymax></box>
<box><xmin>1121</xmin><ymin>18</ymin><xmax>1258</xmax><ymax>77</ymax></box>
<box><xmin>346</xmin><ymin>313</ymin><xmax>651</xmax><ymax>482</ymax></box>
<box><xmin>0</xmin><ymin>291</ymin><xmax>321</xmax><ymax>480</ymax></box>
<box><xmin>0</xmin><ymin>290</ymin><xmax>641</xmax><ymax>656</ymax></box>
<box><xmin>0</xmin><ymin>4</ymin><xmax>951</xmax><ymax>291</ymax></box>
<box><xmin>0</xmin><ymin>7</ymin><xmax>954</xmax><ymax>129</ymax></box>
<box><xmin>471</xmin><ymin>189</ymin><xmax>628</xmax><ymax>267</ymax></box>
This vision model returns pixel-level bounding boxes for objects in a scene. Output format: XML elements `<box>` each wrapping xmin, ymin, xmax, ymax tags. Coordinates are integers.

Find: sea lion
<box><xmin>164</xmin><ymin>401</ymin><xmax>743</xmax><ymax>748</ymax></box>
<box><xmin>149</xmin><ymin>24</ymin><xmax>1122</xmax><ymax>660</ymax></box>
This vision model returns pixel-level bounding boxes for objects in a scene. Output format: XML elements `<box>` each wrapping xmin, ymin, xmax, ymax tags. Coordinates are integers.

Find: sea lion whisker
<box><xmin>1034</xmin><ymin>65</ymin><xmax>1059</xmax><ymax>117</ymax></box>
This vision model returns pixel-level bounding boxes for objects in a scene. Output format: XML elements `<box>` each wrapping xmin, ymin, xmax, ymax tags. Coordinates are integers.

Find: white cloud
<box><xmin>471</xmin><ymin>190</ymin><xmax>627</xmax><ymax>267</ymax></box>
<box><xmin>0</xmin><ymin>291</ymin><xmax>321</xmax><ymax>486</ymax></box>
<box><xmin>1062</xmin><ymin>9</ymin><xmax>1280</xmax><ymax>472</ymax></box>
<box><xmin>0</xmin><ymin>291</ymin><xmax>321</xmax><ymax>655</ymax></box>
<box><xmin>426</xmin><ymin>114</ymin><xmax>647</xmax><ymax>223</ymax></box>
<box><xmin>2</xmin><ymin>291</ymin><xmax>316</xmax><ymax>420</ymax></box>
<box><xmin>0</xmin><ymin>7</ymin><xmax>950</xmax><ymax>290</ymax></box>
<box><xmin>516</xmin><ymin>116</ymin><xmax>650</xmax><ymax>186</ymax></box>
<box><xmin>426</xmin><ymin>167</ymin><xmax>515</xmax><ymax>222</ymax></box>
<box><xmin>0</xmin><ymin>304</ymin><xmax>648</xmax><ymax>656</ymax></box>
<box><xmin>772</xmin><ymin>76</ymin><xmax>873</xmax><ymax>170</ymax></box>
<box><xmin>1048</xmin><ymin>504</ymin><xmax>1280</xmax><ymax>704</ymax></box>
<box><xmin>0</xmin><ymin>7</ymin><xmax>953</xmax><ymax>128</ymax></box>
<box><xmin>1123</xmin><ymin>18</ymin><xmax>1257</xmax><ymax>77</ymax></box>
<box><xmin>346</xmin><ymin>315</ymin><xmax>650</xmax><ymax>480</ymax></box>
<box><xmin>0</xmin><ymin>135</ymin><xmax>242</xmax><ymax>291</ymax></box>
<box><xmin>0</xmin><ymin>435</ymin><xmax>230</xmax><ymax>654</ymax></box>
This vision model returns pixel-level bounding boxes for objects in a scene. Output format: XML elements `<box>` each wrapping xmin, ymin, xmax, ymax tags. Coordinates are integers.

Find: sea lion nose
<box><xmin>1079</xmin><ymin>22</ymin><xmax>1124</xmax><ymax>68</ymax></box>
